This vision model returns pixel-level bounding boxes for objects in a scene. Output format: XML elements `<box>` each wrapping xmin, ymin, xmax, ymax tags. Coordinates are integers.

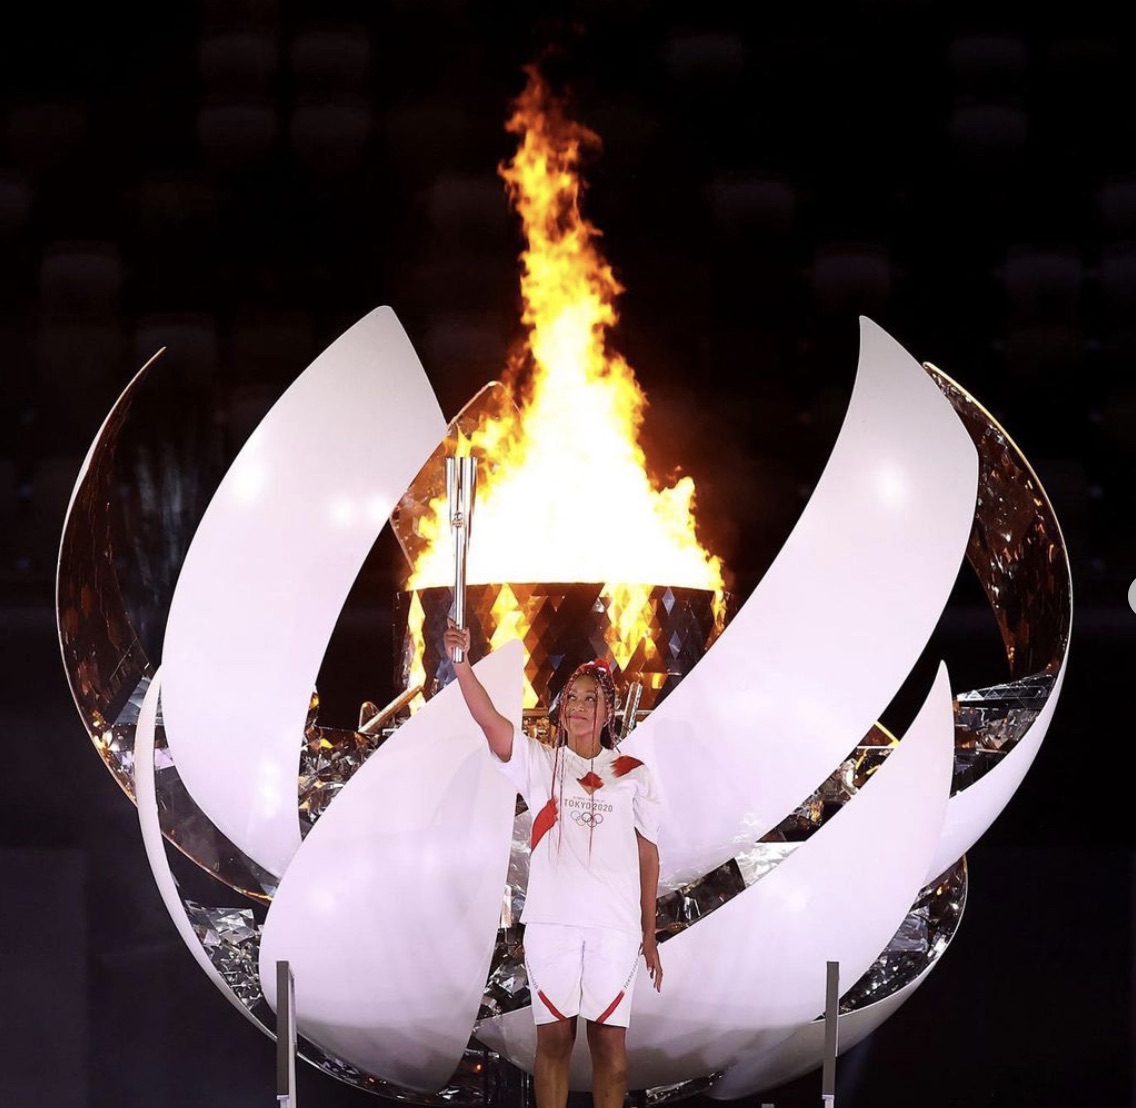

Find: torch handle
<box><xmin>452</xmin><ymin>523</ymin><xmax>468</xmax><ymax>664</ymax></box>
<box><xmin>448</xmin><ymin>454</ymin><xmax>477</xmax><ymax>665</ymax></box>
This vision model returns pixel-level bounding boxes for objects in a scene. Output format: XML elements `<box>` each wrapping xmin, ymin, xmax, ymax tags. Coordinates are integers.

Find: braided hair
<box><xmin>554</xmin><ymin>658</ymin><xmax>618</xmax><ymax>749</ymax></box>
<box><xmin>548</xmin><ymin>658</ymin><xmax>619</xmax><ymax>857</ymax></box>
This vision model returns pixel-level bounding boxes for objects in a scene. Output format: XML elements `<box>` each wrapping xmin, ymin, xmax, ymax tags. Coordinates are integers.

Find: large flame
<box><xmin>409</xmin><ymin>67</ymin><xmax>723</xmax><ymax>598</ymax></box>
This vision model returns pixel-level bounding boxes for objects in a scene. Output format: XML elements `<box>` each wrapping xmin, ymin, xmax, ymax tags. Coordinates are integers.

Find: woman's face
<box><xmin>563</xmin><ymin>675</ymin><xmax>606</xmax><ymax>743</ymax></box>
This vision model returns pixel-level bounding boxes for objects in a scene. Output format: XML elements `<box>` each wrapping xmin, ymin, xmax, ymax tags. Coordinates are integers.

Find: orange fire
<box><xmin>409</xmin><ymin>67</ymin><xmax>723</xmax><ymax>598</ymax></box>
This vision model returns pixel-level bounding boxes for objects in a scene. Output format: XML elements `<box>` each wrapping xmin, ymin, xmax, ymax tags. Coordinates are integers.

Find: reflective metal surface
<box><xmin>57</xmin><ymin>358</ymin><xmax>158</xmax><ymax>795</ymax></box>
<box><xmin>57</xmin><ymin>358</ymin><xmax>279</xmax><ymax>901</ymax></box>
<box><xmin>922</xmin><ymin>367</ymin><xmax>1072</xmax><ymax>879</ymax></box>
<box><xmin>951</xmin><ymin>674</ymin><xmax>1056</xmax><ymax>792</ymax></box>
<box><xmin>298</xmin><ymin>717</ymin><xmax>383</xmax><ymax>836</ymax></box>
<box><xmin>645</xmin><ymin>1074</ymin><xmax>725</xmax><ymax>1105</ymax></box>
<box><xmin>928</xmin><ymin>368</ymin><xmax>1071</xmax><ymax>681</ymax></box>
<box><xmin>184</xmin><ymin>901</ymin><xmax>263</xmax><ymax>1007</ymax></box>
<box><xmin>839</xmin><ymin>857</ymin><xmax>966</xmax><ymax>1013</ymax></box>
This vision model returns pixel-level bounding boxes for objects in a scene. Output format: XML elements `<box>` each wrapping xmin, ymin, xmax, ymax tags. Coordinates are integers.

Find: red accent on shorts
<box><xmin>611</xmin><ymin>755</ymin><xmax>643</xmax><ymax>777</ymax></box>
<box><xmin>595</xmin><ymin>990</ymin><xmax>625</xmax><ymax>1024</ymax></box>
<box><xmin>537</xmin><ymin>990</ymin><xmax>569</xmax><ymax>1021</ymax></box>
<box><xmin>531</xmin><ymin>798</ymin><xmax>557</xmax><ymax>849</ymax></box>
<box><xmin>577</xmin><ymin>771</ymin><xmax>604</xmax><ymax>793</ymax></box>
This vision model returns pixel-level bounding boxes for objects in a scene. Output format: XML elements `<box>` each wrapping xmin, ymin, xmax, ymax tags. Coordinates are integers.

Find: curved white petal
<box><xmin>621</xmin><ymin>319</ymin><xmax>979</xmax><ymax>888</ymax></box>
<box><xmin>258</xmin><ymin>642</ymin><xmax>523</xmax><ymax>1093</ymax></box>
<box><xmin>707</xmin><ymin>957</ymin><xmax>938</xmax><ymax>1099</ymax></box>
<box><xmin>162</xmin><ymin>307</ymin><xmax>446</xmax><ymax>877</ymax></box>
<box><xmin>478</xmin><ymin>662</ymin><xmax>956</xmax><ymax>1091</ymax></box>
<box><xmin>134</xmin><ymin>667</ymin><xmax>270</xmax><ymax>1036</ymax></box>
<box><xmin>928</xmin><ymin>654</ymin><xmax>1068</xmax><ymax>880</ymax></box>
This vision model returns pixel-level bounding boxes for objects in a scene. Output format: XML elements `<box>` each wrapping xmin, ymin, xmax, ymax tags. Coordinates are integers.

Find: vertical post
<box><xmin>619</xmin><ymin>681</ymin><xmax>644</xmax><ymax>742</ymax></box>
<box><xmin>821</xmin><ymin>960</ymin><xmax>839</xmax><ymax>1106</ymax></box>
<box><xmin>277</xmin><ymin>960</ymin><xmax>297</xmax><ymax>1107</ymax></box>
<box><xmin>446</xmin><ymin>455</ymin><xmax>477</xmax><ymax>663</ymax></box>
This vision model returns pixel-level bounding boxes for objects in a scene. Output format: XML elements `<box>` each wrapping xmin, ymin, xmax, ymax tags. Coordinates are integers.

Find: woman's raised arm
<box><xmin>442</xmin><ymin>622</ymin><xmax>514</xmax><ymax>760</ymax></box>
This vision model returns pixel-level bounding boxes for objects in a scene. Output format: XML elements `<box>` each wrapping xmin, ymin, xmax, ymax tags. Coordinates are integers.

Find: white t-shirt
<box><xmin>494</xmin><ymin>733</ymin><xmax>661</xmax><ymax>935</ymax></box>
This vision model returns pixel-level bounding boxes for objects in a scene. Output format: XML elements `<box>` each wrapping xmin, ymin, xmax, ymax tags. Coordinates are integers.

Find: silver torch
<box><xmin>445</xmin><ymin>454</ymin><xmax>478</xmax><ymax>663</ymax></box>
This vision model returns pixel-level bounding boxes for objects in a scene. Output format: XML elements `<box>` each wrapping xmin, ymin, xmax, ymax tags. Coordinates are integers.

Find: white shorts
<box><xmin>524</xmin><ymin>923</ymin><xmax>642</xmax><ymax>1027</ymax></box>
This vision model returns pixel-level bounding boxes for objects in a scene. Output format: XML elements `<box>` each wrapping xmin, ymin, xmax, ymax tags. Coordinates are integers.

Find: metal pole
<box><xmin>619</xmin><ymin>681</ymin><xmax>644</xmax><ymax>742</ymax></box>
<box><xmin>821</xmin><ymin>960</ymin><xmax>839</xmax><ymax>1106</ymax></box>
<box><xmin>276</xmin><ymin>960</ymin><xmax>297</xmax><ymax>1106</ymax></box>
<box><xmin>358</xmin><ymin>683</ymin><xmax>424</xmax><ymax>735</ymax></box>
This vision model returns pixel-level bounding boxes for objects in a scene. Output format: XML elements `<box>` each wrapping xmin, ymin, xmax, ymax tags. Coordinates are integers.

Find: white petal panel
<box><xmin>928</xmin><ymin>655</ymin><xmax>1068</xmax><ymax>881</ymax></box>
<box><xmin>706</xmin><ymin>959</ymin><xmax>937</xmax><ymax>1099</ymax></box>
<box><xmin>161</xmin><ymin>306</ymin><xmax>446</xmax><ymax>877</ymax></box>
<box><xmin>133</xmin><ymin>668</ymin><xmax>270</xmax><ymax>1036</ymax></box>
<box><xmin>477</xmin><ymin>662</ymin><xmax>956</xmax><ymax>1091</ymax></box>
<box><xmin>258</xmin><ymin>642</ymin><xmax>524</xmax><ymax>1093</ymax></box>
<box><xmin>621</xmin><ymin>319</ymin><xmax>979</xmax><ymax>888</ymax></box>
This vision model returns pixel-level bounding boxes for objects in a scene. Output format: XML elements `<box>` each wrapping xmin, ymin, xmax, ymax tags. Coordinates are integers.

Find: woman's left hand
<box><xmin>642</xmin><ymin>935</ymin><xmax>663</xmax><ymax>992</ymax></box>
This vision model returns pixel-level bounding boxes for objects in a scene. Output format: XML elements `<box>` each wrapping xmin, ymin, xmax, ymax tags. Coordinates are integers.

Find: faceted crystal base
<box><xmin>395</xmin><ymin>582</ymin><xmax>729</xmax><ymax>713</ymax></box>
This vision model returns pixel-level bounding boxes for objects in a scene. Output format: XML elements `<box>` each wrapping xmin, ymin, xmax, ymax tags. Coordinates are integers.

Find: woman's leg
<box><xmin>535</xmin><ymin>1017</ymin><xmax>576</xmax><ymax>1108</ymax></box>
<box><xmin>585</xmin><ymin>1021</ymin><xmax>628</xmax><ymax>1108</ymax></box>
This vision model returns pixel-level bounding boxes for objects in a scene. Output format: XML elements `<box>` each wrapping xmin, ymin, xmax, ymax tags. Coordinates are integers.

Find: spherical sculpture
<box><xmin>58</xmin><ymin>308</ymin><xmax>1070</xmax><ymax>1101</ymax></box>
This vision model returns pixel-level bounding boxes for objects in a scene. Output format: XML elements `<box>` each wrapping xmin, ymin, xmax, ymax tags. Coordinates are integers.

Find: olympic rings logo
<box><xmin>571</xmin><ymin>809</ymin><xmax>604</xmax><ymax>827</ymax></box>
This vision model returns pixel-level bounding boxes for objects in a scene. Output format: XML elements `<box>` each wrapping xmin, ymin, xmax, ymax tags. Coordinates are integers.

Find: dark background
<box><xmin>1</xmin><ymin>2</ymin><xmax>1132</xmax><ymax>1106</ymax></box>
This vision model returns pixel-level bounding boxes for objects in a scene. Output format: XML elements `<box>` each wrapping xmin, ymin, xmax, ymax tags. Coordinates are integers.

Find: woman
<box><xmin>443</xmin><ymin>622</ymin><xmax>663</xmax><ymax>1108</ymax></box>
